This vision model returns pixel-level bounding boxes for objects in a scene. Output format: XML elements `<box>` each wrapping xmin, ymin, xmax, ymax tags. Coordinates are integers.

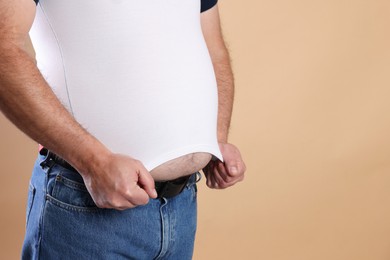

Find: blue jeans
<box><xmin>22</xmin><ymin>154</ymin><xmax>198</xmax><ymax>259</ymax></box>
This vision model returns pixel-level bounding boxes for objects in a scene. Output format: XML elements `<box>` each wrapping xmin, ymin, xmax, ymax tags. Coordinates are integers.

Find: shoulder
<box><xmin>201</xmin><ymin>0</ymin><xmax>218</xmax><ymax>13</ymax></box>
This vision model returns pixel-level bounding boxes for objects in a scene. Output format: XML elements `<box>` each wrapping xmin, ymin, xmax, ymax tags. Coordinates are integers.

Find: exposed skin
<box><xmin>201</xmin><ymin>6</ymin><xmax>246</xmax><ymax>189</ymax></box>
<box><xmin>0</xmin><ymin>0</ymin><xmax>245</xmax><ymax>210</ymax></box>
<box><xmin>0</xmin><ymin>0</ymin><xmax>156</xmax><ymax>210</ymax></box>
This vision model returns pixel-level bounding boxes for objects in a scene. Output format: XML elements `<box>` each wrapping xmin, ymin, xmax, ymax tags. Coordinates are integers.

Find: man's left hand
<box><xmin>203</xmin><ymin>143</ymin><xmax>246</xmax><ymax>189</ymax></box>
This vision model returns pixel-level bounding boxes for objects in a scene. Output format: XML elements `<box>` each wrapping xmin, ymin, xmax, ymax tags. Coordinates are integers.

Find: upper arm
<box><xmin>0</xmin><ymin>0</ymin><xmax>36</xmax><ymax>47</ymax></box>
<box><xmin>200</xmin><ymin>3</ymin><xmax>227</xmax><ymax>57</ymax></box>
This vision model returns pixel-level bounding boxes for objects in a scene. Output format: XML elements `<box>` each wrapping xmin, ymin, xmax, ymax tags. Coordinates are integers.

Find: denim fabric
<box><xmin>22</xmin><ymin>154</ymin><xmax>198</xmax><ymax>260</ymax></box>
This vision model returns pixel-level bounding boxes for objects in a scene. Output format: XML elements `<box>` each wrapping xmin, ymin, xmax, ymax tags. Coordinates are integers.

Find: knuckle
<box><xmin>218</xmin><ymin>184</ymin><xmax>226</xmax><ymax>189</ymax></box>
<box><xmin>95</xmin><ymin>201</ymin><xmax>107</xmax><ymax>208</ymax></box>
<box><xmin>130</xmin><ymin>189</ymin><xmax>149</xmax><ymax>205</ymax></box>
<box><xmin>124</xmin><ymin>189</ymin><xmax>134</xmax><ymax>198</ymax></box>
<box><xmin>207</xmin><ymin>181</ymin><xmax>216</xmax><ymax>189</ymax></box>
<box><xmin>224</xmin><ymin>176</ymin><xmax>234</xmax><ymax>183</ymax></box>
<box><xmin>140</xmin><ymin>196</ymin><xmax>149</xmax><ymax>205</ymax></box>
<box><xmin>133</xmin><ymin>196</ymin><xmax>149</xmax><ymax>206</ymax></box>
<box><xmin>107</xmin><ymin>197</ymin><xmax>126</xmax><ymax>209</ymax></box>
<box><xmin>216</xmin><ymin>178</ymin><xmax>226</xmax><ymax>187</ymax></box>
<box><xmin>110</xmin><ymin>201</ymin><xmax>124</xmax><ymax>209</ymax></box>
<box><xmin>118</xmin><ymin>204</ymin><xmax>135</xmax><ymax>211</ymax></box>
<box><xmin>116</xmin><ymin>206</ymin><xmax>127</xmax><ymax>211</ymax></box>
<box><xmin>215</xmin><ymin>177</ymin><xmax>222</xmax><ymax>184</ymax></box>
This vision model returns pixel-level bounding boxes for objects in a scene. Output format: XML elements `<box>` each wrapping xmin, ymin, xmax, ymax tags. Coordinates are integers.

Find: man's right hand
<box><xmin>79</xmin><ymin>153</ymin><xmax>158</xmax><ymax>210</ymax></box>
<box><xmin>0</xmin><ymin>1</ymin><xmax>157</xmax><ymax>211</ymax></box>
<box><xmin>0</xmin><ymin>1</ymin><xmax>156</xmax><ymax>211</ymax></box>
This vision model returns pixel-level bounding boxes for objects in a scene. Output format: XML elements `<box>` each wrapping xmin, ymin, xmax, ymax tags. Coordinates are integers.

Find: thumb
<box><xmin>224</xmin><ymin>159</ymin><xmax>239</xmax><ymax>177</ymax></box>
<box><xmin>137</xmin><ymin>168</ymin><xmax>158</xmax><ymax>199</ymax></box>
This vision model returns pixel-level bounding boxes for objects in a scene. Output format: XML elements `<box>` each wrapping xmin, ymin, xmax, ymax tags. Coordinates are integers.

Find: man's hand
<box><xmin>80</xmin><ymin>153</ymin><xmax>157</xmax><ymax>210</ymax></box>
<box><xmin>203</xmin><ymin>143</ymin><xmax>246</xmax><ymax>189</ymax></box>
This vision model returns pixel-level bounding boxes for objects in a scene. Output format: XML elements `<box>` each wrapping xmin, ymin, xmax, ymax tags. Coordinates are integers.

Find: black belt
<box><xmin>40</xmin><ymin>149</ymin><xmax>194</xmax><ymax>199</ymax></box>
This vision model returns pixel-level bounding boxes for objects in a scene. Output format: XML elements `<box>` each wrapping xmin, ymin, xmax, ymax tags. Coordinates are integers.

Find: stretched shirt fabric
<box><xmin>30</xmin><ymin>0</ymin><xmax>222</xmax><ymax>171</ymax></box>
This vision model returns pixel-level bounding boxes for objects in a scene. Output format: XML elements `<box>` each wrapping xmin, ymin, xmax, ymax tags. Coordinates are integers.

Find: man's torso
<box><xmin>29</xmin><ymin>0</ymin><xmax>222</xmax><ymax>180</ymax></box>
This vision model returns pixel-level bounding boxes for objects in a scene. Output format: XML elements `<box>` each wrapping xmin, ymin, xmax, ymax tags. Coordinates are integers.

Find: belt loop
<box><xmin>39</xmin><ymin>147</ymin><xmax>48</xmax><ymax>156</ymax></box>
<box><xmin>185</xmin><ymin>172</ymin><xmax>201</xmax><ymax>189</ymax></box>
<box><xmin>40</xmin><ymin>150</ymin><xmax>55</xmax><ymax>171</ymax></box>
<box><xmin>195</xmin><ymin>172</ymin><xmax>202</xmax><ymax>183</ymax></box>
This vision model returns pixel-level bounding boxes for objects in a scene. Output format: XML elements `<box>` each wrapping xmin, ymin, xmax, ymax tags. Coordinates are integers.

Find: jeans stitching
<box><xmin>25</xmin><ymin>183</ymin><xmax>36</xmax><ymax>228</ymax></box>
<box><xmin>56</xmin><ymin>172</ymin><xmax>89</xmax><ymax>192</ymax></box>
<box><xmin>46</xmin><ymin>194</ymin><xmax>101</xmax><ymax>213</ymax></box>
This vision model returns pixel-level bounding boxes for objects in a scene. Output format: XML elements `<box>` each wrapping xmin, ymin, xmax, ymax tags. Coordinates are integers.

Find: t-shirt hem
<box><xmin>145</xmin><ymin>144</ymin><xmax>223</xmax><ymax>171</ymax></box>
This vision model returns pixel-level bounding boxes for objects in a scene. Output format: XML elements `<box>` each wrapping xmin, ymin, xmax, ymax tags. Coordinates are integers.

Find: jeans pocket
<box><xmin>46</xmin><ymin>171</ymin><xmax>99</xmax><ymax>212</ymax></box>
<box><xmin>26</xmin><ymin>183</ymin><xmax>36</xmax><ymax>226</ymax></box>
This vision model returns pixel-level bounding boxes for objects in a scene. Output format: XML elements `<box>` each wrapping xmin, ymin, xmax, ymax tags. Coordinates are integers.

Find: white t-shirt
<box><xmin>30</xmin><ymin>0</ymin><xmax>223</xmax><ymax>171</ymax></box>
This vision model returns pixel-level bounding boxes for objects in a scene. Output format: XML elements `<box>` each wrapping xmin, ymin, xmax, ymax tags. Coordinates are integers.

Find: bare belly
<box><xmin>150</xmin><ymin>152</ymin><xmax>212</xmax><ymax>181</ymax></box>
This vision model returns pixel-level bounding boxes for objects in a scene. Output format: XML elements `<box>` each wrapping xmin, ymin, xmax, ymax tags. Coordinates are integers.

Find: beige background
<box><xmin>1</xmin><ymin>0</ymin><xmax>390</xmax><ymax>259</ymax></box>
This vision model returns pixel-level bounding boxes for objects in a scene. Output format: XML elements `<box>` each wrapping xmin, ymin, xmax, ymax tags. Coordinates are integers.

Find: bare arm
<box><xmin>0</xmin><ymin>0</ymin><xmax>107</xmax><ymax>173</ymax></box>
<box><xmin>0</xmin><ymin>0</ymin><xmax>156</xmax><ymax>208</ymax></box>
<box><xmin>201</xmin><ymin>5</ymin><xmax>234</xmax><ymax>143</ymax></box>
<box><xmin>201</xmin><ymin>5</ymin><xmax>246</xmax><ymax>189</ymax></box>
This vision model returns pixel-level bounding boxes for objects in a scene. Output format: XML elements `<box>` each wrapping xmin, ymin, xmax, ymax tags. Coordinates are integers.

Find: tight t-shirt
<box><xmin>30</xmin><ymin>0</ymin><xmax>223</xmax><ymax>171</ymax></box>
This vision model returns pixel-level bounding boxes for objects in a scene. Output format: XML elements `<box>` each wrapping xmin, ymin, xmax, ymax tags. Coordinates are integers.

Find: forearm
<box><xmin>200</xmin><ymin>5</ymin><xmax>235</xmax><ymax>143</ymax></box>
<box><xmin>0</xmin><ymin>43</ymin><xmax>109</xmax><ymax>172</ymax></box>
<box><xmin>210</xmin><ymin>45</ymin><xmax>234</xmax><ymax>143</ymax></box>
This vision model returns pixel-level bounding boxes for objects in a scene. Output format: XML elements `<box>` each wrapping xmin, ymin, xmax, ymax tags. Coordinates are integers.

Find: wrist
<box><xmin>217</xmin><ymin>132</ymin><xmax>229</xmax><ymax>144</ymax></box>
<box><xmin>67</xmin><ymin>137</ymin><xmax>112</xmax><ymax>176</ymax></box>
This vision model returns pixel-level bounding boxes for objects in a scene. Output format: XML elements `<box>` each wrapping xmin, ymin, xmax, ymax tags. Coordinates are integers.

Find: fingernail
<box><xmin>230</xmin><ymin>166</ymin><xmax>238</xmax><ymax>174</ymax></box>
<box><xmin>152</xmin><ymin>189</ymin><xmax>157</xmax><ymax>198</ymax></box>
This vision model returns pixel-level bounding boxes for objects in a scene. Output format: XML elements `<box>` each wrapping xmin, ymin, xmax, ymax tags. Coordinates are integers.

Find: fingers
<box><xmin>102</xmin><ymin>198</ymin><xmax>136</xmax><ymax>210</ymax></box>
<box><xmin>123</xmin><ymin>183</ymin><xmax>151</xmax><ymax>207</ymax></box>
<box><xmin>204</xmin><ymin>143</ymin><xmax>246</xmax><ymax>189</ymax></box>
<box><xmin>208</xmin><ymin>163</ymin><xmax>226</xmax><ymax>189</ymax></box>
<box><xmin>221</xmin><ymin>146</ymin><xmax>246</xmax><ymax>179</ymax></box>
<box><xmin>205</xmin><ymin>160</ymin><xmax>241</xmax><ymax>189</ymax></box>
<box><xmin>120</xmin><ymin>165</ymin><xmax>157</xmax><ymax>206</ymax></box>
<box><xmin>224</xmin><ymin>159</ymin><xmax>246</xmax><ymax>179</ymax></box>
<box><xmin>94</xmin><ymin>181</ymin><xmax>149</xmax><ymax>210</ymax></box>
<box><xmin>136</xmin><ymin>167</ymin><xmax>158</xmax><ymax>199</ymax></box>
<box><xmin>216</xmin><ymin>160</ymin><xmax>244</xmax><ymax>188</ymax></box>
<box><xmin>205</xmin><ymin>161</ymin><xmax>218</xmax><ymax>188</ymax></box>
<box><xmin>85</xmin><ymin>155</ymin><xmax>157</xmax><ymax>210</ymax></box>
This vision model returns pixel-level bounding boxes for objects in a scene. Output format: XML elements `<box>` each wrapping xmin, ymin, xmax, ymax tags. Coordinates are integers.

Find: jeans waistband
<box><xmin>39</xmin><ymin>150</ymin><xmax>200</xmax><ymax>199</ymax></box>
